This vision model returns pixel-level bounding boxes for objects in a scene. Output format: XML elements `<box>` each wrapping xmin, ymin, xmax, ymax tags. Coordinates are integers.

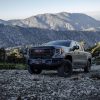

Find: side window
<box><xmin>75</xmin><ymin>42</ymin><xmax>82</xmax><ymax>51</ymax></box>
<box><xmin>71</xmin><ymin>41</ymin><xmax>76</xmax><ymax>47</ymax></box>
<box><xmin>79</xmin><ymin>44</ymin><xmax>81</xmax><ymax>50</ymax></box>
<box><xmin>77</xmin><ymin>43</ymin><xmax>84</xmax><ymax>51</ymax></box>
<box><xmin>80</xmin><ymin>45</ymin><xmax>84</xmax><ymax>51</ymax></box>
<box><xmin>71</xmin><ymin>41</ymin><xmax>84</xmax><ymax>51</ymax></box>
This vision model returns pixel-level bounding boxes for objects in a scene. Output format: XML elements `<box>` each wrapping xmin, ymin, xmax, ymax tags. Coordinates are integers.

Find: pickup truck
<box><xmin>27</xmin><ymin>40</ymin><xmax>92</xmax><ymax>77</ymax></box>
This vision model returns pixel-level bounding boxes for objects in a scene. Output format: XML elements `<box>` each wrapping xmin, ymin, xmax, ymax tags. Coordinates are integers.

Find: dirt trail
<box><xmin>0</xmin><ymin>65</ymin><xmax>100</xmax><ymax>100</ymax></box>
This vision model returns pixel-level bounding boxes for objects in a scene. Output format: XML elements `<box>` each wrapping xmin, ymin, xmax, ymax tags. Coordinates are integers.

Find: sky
<box><xmin>0</xmin><ymin>0</ymin><xmax>100</xmax><ymax>20</ymax></box>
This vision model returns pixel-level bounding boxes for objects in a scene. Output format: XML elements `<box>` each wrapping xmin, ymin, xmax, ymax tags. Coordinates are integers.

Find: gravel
<box><xmin>0</xmin><ymin>66</ymin><xmax>100</xmax><ymax>100</ymax></box>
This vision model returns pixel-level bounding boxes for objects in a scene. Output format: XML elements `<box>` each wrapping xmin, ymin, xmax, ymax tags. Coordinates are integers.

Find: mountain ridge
<box><xmin>0</xmin><ymin>12</ymin><xmax>100</xmax><ymax>31</ymax></box>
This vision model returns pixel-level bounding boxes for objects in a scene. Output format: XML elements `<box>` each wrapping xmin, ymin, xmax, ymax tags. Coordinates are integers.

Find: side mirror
<box><xmin>72</xmin><ymin>45</ymin><xmax>79</xmax><ymax>51</ymax></box>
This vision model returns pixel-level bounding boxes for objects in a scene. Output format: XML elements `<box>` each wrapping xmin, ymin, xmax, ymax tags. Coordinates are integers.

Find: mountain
<box><xmin>0</xmin><ymin>12</ymin><xmax>100</xmax><ymax>48</ymax></box>
<box><xmin>0</xmin><ymin>19</ymin><xmax>9</xmax><ymax>25</ymax></box>
<box><xmin>0</xmin><ymin>24</ymin><xmax>100</xmax><ymax>48</ymax></box>
<box><xmin>0</xmin><ymin>12</ymin><xmax>100</xmax><ymax>31</ymax></box>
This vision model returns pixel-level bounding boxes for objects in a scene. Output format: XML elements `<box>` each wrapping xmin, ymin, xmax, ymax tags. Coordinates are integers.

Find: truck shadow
<box><xmin>41</xmin><ymin>70</ymin><xmax>85</xmax><ymax>77</ymax></box>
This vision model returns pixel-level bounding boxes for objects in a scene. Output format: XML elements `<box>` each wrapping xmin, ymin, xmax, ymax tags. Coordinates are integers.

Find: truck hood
<box><xmin>32</xmin><ymin>45</ymin><xmax>70</xmax><ymax>50</ymax></box>
<box><xmin>31</xmin><ymin>45</ymin><xmax>70</xmax><ymax>53</ymax></box>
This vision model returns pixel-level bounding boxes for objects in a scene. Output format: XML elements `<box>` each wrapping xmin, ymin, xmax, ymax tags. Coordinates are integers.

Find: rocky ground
<box><xmin>0</xmin><ymin>65</ymin><xmax>100</xmax><ymax>100</ymax></box>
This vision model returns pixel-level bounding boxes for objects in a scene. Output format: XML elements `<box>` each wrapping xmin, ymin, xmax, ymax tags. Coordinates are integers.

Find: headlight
<box><xmin>55</xmin><ymin>48</ymin><xmax>64</xmax><ymax>55</ymax></box>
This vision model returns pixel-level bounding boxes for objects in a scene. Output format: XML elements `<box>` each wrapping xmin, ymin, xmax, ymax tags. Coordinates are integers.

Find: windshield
<box><xmin>45</xmin><ymin>40</ymin><xmax>71</xmax><ymax>47</ymax></box>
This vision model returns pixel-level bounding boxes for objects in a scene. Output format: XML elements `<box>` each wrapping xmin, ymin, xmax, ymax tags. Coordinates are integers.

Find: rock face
<box><xmin>0</xmin><ymin>12</ymin><xmax>100</xmax><ymax>31</ymax></box>
<box><xmin>0</xmin><ymin>24</ymin><xmax>100</xmax><ymax>47</ymax></box>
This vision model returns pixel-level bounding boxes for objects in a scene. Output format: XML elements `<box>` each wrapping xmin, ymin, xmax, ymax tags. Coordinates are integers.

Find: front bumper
<box><xmin>28</xmin><ymin>58</ymin><xmax>64</xmax><ymax>70</ymax></box>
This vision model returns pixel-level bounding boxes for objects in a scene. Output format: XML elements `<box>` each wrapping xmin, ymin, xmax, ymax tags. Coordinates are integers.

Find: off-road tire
<box><xmin>28</xmin><ymin>65</ymin><xmax>42</xmax><ymax>74</ymax></box>
<box><xmin>84</xmin><ymin>60</ymin><xmax>91</xmax><ymax>73</ymax></box>
<box><xmin>57</xmin><ymin>60</ymin><xmax>72</xmax><ymax>77</ymax></box>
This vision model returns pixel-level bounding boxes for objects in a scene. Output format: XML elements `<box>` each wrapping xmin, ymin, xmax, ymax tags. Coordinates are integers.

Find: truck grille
<box><xmin>29</xmin><ymin>48</ymin><xmax>55</xmax><ymax>59</ymax></box>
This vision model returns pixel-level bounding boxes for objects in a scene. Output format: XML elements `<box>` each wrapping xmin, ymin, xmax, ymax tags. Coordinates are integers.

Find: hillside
<box><xmin>0</xmin><ymin>24</ymin><xmax>100</xmax><ymax>48</ymax></box>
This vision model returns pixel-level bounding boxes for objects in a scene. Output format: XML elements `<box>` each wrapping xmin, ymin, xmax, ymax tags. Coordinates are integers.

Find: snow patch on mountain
<box><xmin>0</xmin><ymin>12</ymin><xmax>100</xmax><ymax>31</ymax></box>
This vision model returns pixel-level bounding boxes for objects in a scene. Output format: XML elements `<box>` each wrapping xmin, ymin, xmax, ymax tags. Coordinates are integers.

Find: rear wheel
<box><xmin>28</xmin><ymin>66</ymin><xmax>42</xmax><ymax>74</ymax></box>
<box><xmin>57</xmin><ymin>60</ymin><xmax>72</xmax><ymax>77</ymax></box>
<box><xmin>84</xmin><ymin>60</ymin><xmax>91</xmax><ymax>73</ymax></box>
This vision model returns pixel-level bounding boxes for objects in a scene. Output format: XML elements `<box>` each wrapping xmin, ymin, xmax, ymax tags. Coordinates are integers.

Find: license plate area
<box><xmin>34</xmin><ymin>59</ymin><xmax>42</xmax><ymax>64</ymax></box>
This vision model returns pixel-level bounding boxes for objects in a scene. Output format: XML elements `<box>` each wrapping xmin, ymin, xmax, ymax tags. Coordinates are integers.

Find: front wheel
<box><xmin>84</xmin><ymin>61</ymin><xmax>91</xmax><ymax>73</ymax></box>
<box><xmin>57</xmin><ymin>60</ymin><xmax>72</xmax><ymax>77</ymax></box>
<box><xmin>28</xmin><ymin>65</ymin><xmax>42</xmax><ymax>74</ymax></box>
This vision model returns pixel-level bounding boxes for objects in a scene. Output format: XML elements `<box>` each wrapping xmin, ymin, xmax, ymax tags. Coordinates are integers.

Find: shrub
<box><xmin>0</xmin><ymin>63</ymin><xmax>27</xmax><ymax>70</ymax></box>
